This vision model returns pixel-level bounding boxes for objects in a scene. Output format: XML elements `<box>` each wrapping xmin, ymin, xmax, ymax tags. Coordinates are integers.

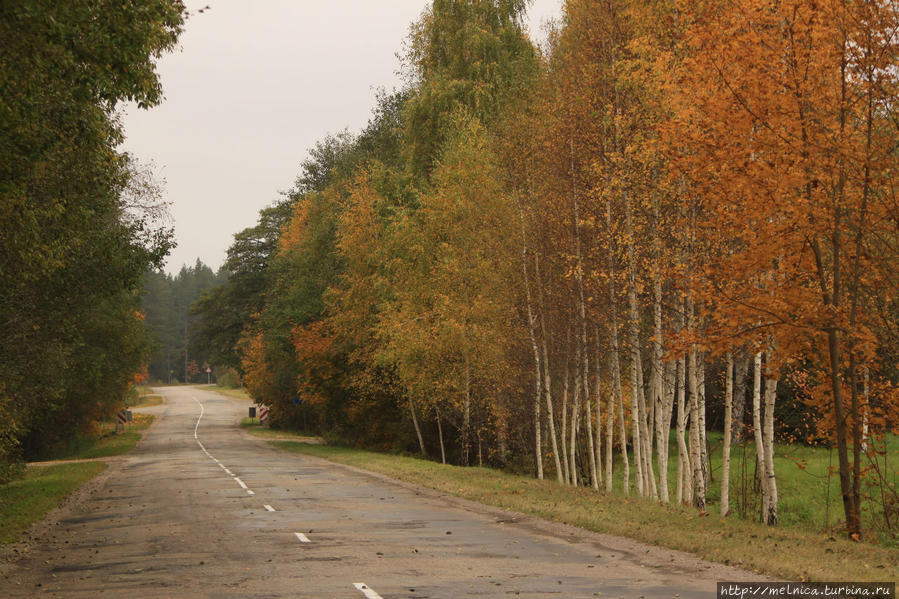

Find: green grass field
<box><xmin>270</xmin><ymin>439</ymin><xmax>899</xmax><ymax>582</ymax></box>
<box><xmin>671</xmin><ymin>432</ymin><xmax>898</xmax><ymax>542</ymax></box>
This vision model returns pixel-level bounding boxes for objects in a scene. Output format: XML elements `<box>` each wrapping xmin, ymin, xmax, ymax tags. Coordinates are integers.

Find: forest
<box><xmin>188</xmin><ymin>0</ymin><xmax>899</xmax><ymax>544</ymax></box>
<box><xmin>142</xmin><ymin>261</ymin><xmax>227</xmax><ymax>385</ymax></box>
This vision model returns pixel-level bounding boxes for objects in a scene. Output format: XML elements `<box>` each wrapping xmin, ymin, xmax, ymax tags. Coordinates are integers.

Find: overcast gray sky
<box><xmin>120</xmin><ymin>1</ymin><xmax>562</xmax><ymax>276</ymax></box>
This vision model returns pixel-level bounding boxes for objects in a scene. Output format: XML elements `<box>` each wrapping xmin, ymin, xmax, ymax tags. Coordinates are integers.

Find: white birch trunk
<box><xmin>593</xmin><ymin>327</ymin><xmax>603</xmax><ymax>489</ymax></box>
<box><xmin>584</xmin><ymin>367</ymin><xmax>599</xmax><ymax>490</ymax></box>
<box><xmin>462</xmin><ymin>356</ymin><xmax>471</xmax><ymax>467</ymax></box>
<box><xmin>722</xmin><ymin>352</ymin><xmax>733</xmax><ymax>517</ymax></box>
<box><xmin>569</xmin><ymin>348</ymin><xmax>581</xmax><ymax>487</ymax></box>
<box><xmin>535</xmin><ymin>253</ymin><xmax>564</xmax><ymax>483</ymax></box>
<box><xmin>752</xmin><ymin>352</ymin><xmax>769</xmax><ymax>521</ymax></box>
<box><xmin>762</xmin><ymin>367</ymin><xmax>778</xmax><ymax>526</ymax></box>
<box><xmin>561</xmin><ymin>355</ymin><xmax>571</xmax><ymax>485</ymax></box>
<box><xmin>862</xmin><ymin>367</ymin><xmax>870</xmax><ymax>454</ymax></box>
<box><xmin>518</xmin><ymin>208</ymin><xmax>543</xmax><ymax>480</ymax></box>
<box><xmin>698</xmin><ymin>357</ymin><xmax>709</xmax><ymax>495</ymax></box>
<box><xmin>598</xmin><ymin>329</ymin><xmax>612</xmax><ymax>492</ymax></box>
<box><xmin>676</xmin><ymin>354</ymin><xmax>691</xmax><ymax>505</ymax></box>
<box><xmin>410</xmin><ymin>397</ymin><xmax>427</xmax><ymax>457</ymax></box>
<box><xmin>605</xmin><ymin>200</ymin><xmax>628</xmax><ymax>495</ymax></box>
<box><xmin>688</xmin><ymin>348</ymin><xmax>705</xmax><ymax>509</ymax></box>
<box><xmin>651</xmin><ymin>273</ymin><xmax>665</xmax><ymax>501</ymax></box>
<box><xmin>436</xmin><ymin>406</ymin><xmax>446</xmax><ymax>464</ymax></box>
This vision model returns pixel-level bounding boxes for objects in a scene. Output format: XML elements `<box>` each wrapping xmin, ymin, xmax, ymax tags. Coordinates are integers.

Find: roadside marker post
<box><xmin>116</xmin><ymin>410</ymin><xmax>128</xmax><ymax>433</ymax></box>
<box><xmin>259</xmin><ymin>406</ymin><xmax>270</xmax><ymax>426</ymax></box>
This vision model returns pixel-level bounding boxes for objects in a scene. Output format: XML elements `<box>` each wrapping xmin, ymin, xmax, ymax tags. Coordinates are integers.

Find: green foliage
<box><xmin>39</xmin><ymin>414</ymin><xmax>154</xmax><ymax>462</ymax></box>
<box><xmin>0</xmin><ymin>1</ymin><xmax>183</xmax><ymax>462</ymax></box>
<box><xmin>402</xmin><ymin>0</ymin><xmax>538</xmax><ymax>178</ymax></box>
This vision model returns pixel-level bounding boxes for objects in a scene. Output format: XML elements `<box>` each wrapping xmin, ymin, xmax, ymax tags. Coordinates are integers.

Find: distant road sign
<box><xmin>206</xmin><ymin>367</ymin><xmax>212</xmax><ymax>373</ymax></box>
<box><xmin>259</xmin><ymin>406</ymin><xmax>270</xmax><ymax>423</ymax></box>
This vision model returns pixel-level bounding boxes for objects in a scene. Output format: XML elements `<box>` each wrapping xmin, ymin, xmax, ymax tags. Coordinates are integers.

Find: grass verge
<box><xmin>270</xmin><ymin>441</ymin><xmax>898</xmax><ymax>582</ymax></box>
<box><xmin>127</xmin><ymin>393</ymin><xmax>163</xmax><ymax>408</ymax></box>
<box><xmin>241</xmin><ymin>420</ymin><xmax>322</xmax><ymax>442</ymax></box>
<box><xmin>212</xmin><ymin>385</ymin><xmax>252</xmax><ymax>401</ymax></box>
<box><xmin>0</xmin><ymin>462</ymin><xmax>106</xmax><ymax>544</ymax></box>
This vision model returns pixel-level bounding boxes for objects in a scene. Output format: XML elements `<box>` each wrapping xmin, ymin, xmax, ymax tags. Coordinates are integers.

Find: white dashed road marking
<box><xmin>193</xmin><ymin>396</ymin><xmax>255</xmax><ymax>496</ymax></box>
<box><xmin>354</xmin><ymin>583</ymin><xmax>384</xmax><ymax>599</ymax></box>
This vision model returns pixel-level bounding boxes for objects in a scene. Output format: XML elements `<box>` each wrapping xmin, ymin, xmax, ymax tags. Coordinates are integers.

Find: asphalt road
<box><xmin>1</xmin><ymin>385</ymin><xmax>765</xmax><ymax>598</ymax></box>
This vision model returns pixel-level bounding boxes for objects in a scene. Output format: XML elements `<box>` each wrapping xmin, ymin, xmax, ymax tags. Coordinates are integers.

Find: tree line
<box><xmin>142</xmin><ymin>261</ymin><xmax>227</xmax><ymax>384</ymax></box>
<box><xmin>190</xmin><ymin>0</ymin><xmax>899</xmax><ymax>541</ymax></box>
<box><xmin>0</xmin><ymin>1</ymin><xmax>184</xmax><ymax>469</ymax></box>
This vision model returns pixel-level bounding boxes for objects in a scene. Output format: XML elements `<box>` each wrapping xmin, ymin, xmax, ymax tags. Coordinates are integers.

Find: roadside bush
<box><xmin>0</xmin><ymin>393</ymin><xmax>23</xmax><ymax>483</ymax></box>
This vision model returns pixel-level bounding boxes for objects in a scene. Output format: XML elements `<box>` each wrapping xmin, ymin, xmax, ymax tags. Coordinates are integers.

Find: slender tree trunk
<box><xmin>861</xmin><ymin>368</ymin><xmax>869</xmax><ymax>454</ymax></box>
<box><xmin>561</xmin><ymin>351</ymin><xmax>571</xmax><ymax>485</ymax></box>
<box><xmin>436</xmin><ymin>406</ymin><xmax>446</xmax><ymax>464</ymax></box>
<box><xmin>641</xmin><ymin>358</ymin><xmax>657</xmax><ymax>499</ymax></box>
<box><xmin>688</xmin><ymin>347</ymin><xmax>705</xmax><ymax>510</ymax></box>
<box><xmin>569</xmin><ymin>368</ymin><xmax>581</xmax><ymax>487</ymax></box>
<box><xmin>584</xmin><ymin>370</ymin><xmax>599</xmax><ymax>489</ymax></box>
<box><xmin>569</xmin><ymin>140</ymin><xmax>595</xmax><ymax>490</ymax></box>
<box><xmin>461</xmin><ymin>356</ymin><xmax>471</xmax><ymax>467</ymax></box>
<box><xmin>583</xmin><ymin>325</ymin><xmax>598</xmax><ymax>489</ymax></box>
<box><xmin>599</xmin><ymin>328</ymin><xmax>613</xmax><ymax>492</ymax></box>
<box><xmin>623</xmin><ymin>193</ymin><xmax>645</xmax><ymax>497</ymax></box>
<box><xmin>542</xmin><ymin>336</ymin><xmax>564</xmax><ymax>484</ymax></box>
<box><xmin>535</xmin><ymin>253</ymin><xmax>564</xmax><ymax>483</ymax></box>
<box><xmin>651</xmin><ymin>272</ymin><xmax>667</xmax><ymax>503</ymax></box>
<box><xmin>731</xmin><ymin>353</ymin><xmax>750</xmax><ymax>443</ymax></box>
<box><xmin>722</xmin><ymin>352</ymin><xmax>734</xmax><ymax>517</ymax></box>
<box><xmin>762</xmin><ymin>368</ymin><xmax>778</xmax><ymax>526</ymax></box>
<box><xmin>593</xmin><ymin>327</ymin><xmax>603</xmax><ymax>489</ymax></box>
<box><xmin>659</xmin><ymin>359</ymin><xmax>676</xmax><ymax>503</ymax></box>
<box><xmin>752</xmin><ymin>351</ymin><xmax>769</xmax><ymax>521</ymax></box>
<box><xmin>630</xmin><ymin>351</ymin><xmax>644</xmax><ymax>497</ymax></box>
<box><xmin>520</xmin><ymin>239</ymin><xmax>543</xmax><ymax>478</ymax></box>
<box><xmin>676</xmin><ymin>355</ymin><xmax>691</xmax><ymax>505</ymax></box>
<box><xmin>827</xmin><ymin>327</ymin><xmax>860</xmax><ymax>536</ymax></box>
<box><xmin>605</xmin><ymin>205</ymin><xmax>628</xmax><ymax>495</ymax></box>
<box><xmin>410</xmin><ymin>398</ymin><xmax>426</xmax><ymax>457</ymax></box>
<box><xmin>569</xmin><ymin>345</ymin><xmax>581</xmax><ymax>487</ymax></box>
<box><xmin>698</xmin><ymin>357</ymin><xmax>709</xmax><ymax>492</ymax></box>
<box><xmin>533</xmin><ymin>351</ymin><xmax>544</xmax><ymax>479</ymax></box>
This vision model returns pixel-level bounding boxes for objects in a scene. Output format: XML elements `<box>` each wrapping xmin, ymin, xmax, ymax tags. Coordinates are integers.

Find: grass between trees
<box><xmin>269</xmin><ymin>440</ymin><xmax>898</xmax><ymax>582</ymax></box>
